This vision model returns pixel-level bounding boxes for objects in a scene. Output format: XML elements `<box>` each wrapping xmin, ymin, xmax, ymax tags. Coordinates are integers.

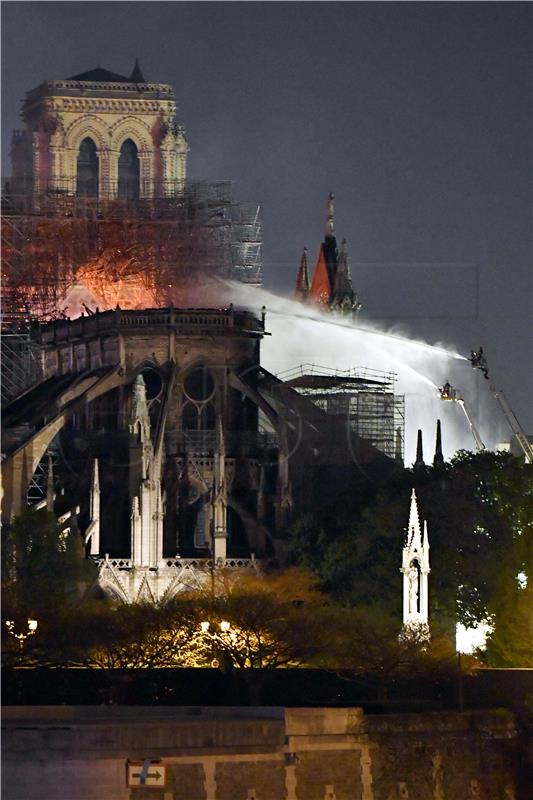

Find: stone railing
<box><xmin>166</xmin><ymin>430</ymin><xmax>278</xmax><ymax>455</ymax></box>
<box><xmin>94</xmin><ymin>557</ymin><xmax>132</xmax><ymax>569</ymax></box>
<box><xmin>93</xmin><ymin>556</ymin><xmax>260</xmax><ymax>571</ymax></box>
<box><xmin>35</xmin><ymin>307</ymin><xmax>263</xmax><ymax>345</ymax></box>
<box><xmin>42</xmin><ymin>79</ymin><xmax>175</xmax><ymax>95</ymax></box>
<box><xmin>163</xmin><ymin>557</ymin><xmax>260</xmax><ymax>571</ymax></box>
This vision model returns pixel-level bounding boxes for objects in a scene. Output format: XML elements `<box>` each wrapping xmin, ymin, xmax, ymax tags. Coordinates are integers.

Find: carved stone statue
<box><xmin>408</xmin><ymin>564</ymin><xmax>419</xmax><ymax>614</ymax></box>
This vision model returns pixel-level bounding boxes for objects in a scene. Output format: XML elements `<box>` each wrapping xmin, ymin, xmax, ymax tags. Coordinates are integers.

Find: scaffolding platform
<box><xmin>1</xmin><ymin>179</ymin><xmax>262</xmax><ymax>403</ymax></box>
<box><xmin>277</xmin><ymin>364</ymin><xmax>405</xmax><ymax>462</ymax></box>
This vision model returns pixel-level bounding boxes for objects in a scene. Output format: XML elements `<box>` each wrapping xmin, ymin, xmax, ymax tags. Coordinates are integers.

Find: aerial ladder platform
<box><xmin>439</xmin><ymin>382</ymin><xmax>486</xmax><ymax>452</ymax></box>
<box><xmin>438</xmin><ymin>348</ymin><xmax>533</xmax><ymax>463</ymax></box>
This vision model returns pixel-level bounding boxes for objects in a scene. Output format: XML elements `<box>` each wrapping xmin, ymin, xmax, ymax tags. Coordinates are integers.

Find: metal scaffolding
<box><xmin>278</xmin><ymin>364</ymin><xmax>405</xmax><ymax>462</ymax></box>
<box><xmin>1</xmin><ymin>178</ymin><xmax>262</xmax><ymax>317</ymax></box>
<box><xmin>1</xmin><ymin>179</ymin><xmax>262</xmax><ymax>404</ymax></box>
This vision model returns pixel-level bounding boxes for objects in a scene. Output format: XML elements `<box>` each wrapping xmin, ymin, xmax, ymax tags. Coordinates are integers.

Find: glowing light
<box><xmin>516</xmin><ymin>571</ymin><xmax>528</xmax><ymax>589</ymax></box>
<box><xmin>220</xmin><ymin>620</ymin><xmax>231</xmax><ymax>632</ymax></box>
<box><xmin>5</xmin><ymin>618</ymin><xmax>39</xmax><ymax>643</ymax></box>
<box><xmin>456</xmin><ymin>621</ymin><xmax>492</xmax><ymax>654</ymax></box>
<box><xmin>200</xmin><ymin>621</ymin><xmax>210</xmax><ymax>633</ymax></box>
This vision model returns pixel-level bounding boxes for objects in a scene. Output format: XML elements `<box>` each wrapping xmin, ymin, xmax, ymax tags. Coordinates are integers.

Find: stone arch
<box><xmin>178</xmin><ymin>360</ymin><xmax>220</xmax><ymax>398</ymax></box>
<box><xmin>117</xmin><ymin>139</ymin><xmax>140</xmax><ymax>200</ymax></box>
<box><xmin>176</xmin><ymin>476</ymin><xmax>210</xmax><ymax>552</ymax></box>
<box><xmin>110</xmin><ymin>117</ymin><xmax>152</xmax><ymax>153</ymax></box>
<box><xmin>1</xmin><ymin>367</ymin><xmax>126</xmax><ymax>523</ymax></box>
<box><xmin>76</xmin><ymin>137</ymin><xmax>99</xmax><ymax>197</ymax></box>
<box><xmin>63</xmin><ymin>117</ymin><xmax>110</xmax><ymax>197</ymax></box>
<box><xmin>178</xmin><ymin>358</ymin><xmax>221</xmax><ymax>391</ymax></box>
<box><xmin>135</xmin><ymin>363</ymin><xmax>164</xmax><ymax>401</ymax></box>
<box><xmin>110</xmin><ymin>118</ymin><xmax>153</xmax><ymax>198</ymax></box>
<box><xmin>65</xmin><ymin>116</ymin><xmax>110</xmax><ymax>152</ymax></box>
<box><xmin>98</xmin><ymin>579</ymin><xmax>129</xmax><ymax>604</ymax></box>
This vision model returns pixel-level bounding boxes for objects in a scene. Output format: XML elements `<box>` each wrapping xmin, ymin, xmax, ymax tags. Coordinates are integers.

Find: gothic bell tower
<box><xmin>11</xmin><ymin>62</ymin><xmax>188</xmax><ymax>199</ymax></box>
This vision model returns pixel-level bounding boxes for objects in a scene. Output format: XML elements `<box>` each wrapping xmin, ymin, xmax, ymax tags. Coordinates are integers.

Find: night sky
<box><xmin>2</xmin><ymin>2</ymin><xmax>532</xmax><ymax>432</ymax></box>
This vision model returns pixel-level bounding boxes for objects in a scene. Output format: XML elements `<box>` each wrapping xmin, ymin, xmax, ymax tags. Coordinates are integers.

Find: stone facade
<box><xmin>1</xmin><ymin>706</ymin><xmax>522</xmax><ymax>800</ymax></box>
<box><xmin>11</xmin><ymin>68</ymin><xmax>188</xmax><ymax>198</ymax></box>
<box><xmin>2</xmin><ymin>308</ymin><xmax>281</xmax><ymax>602</ymax></box>
<box><xmin>2</xmin><ymin>306</ymin><xmax>398</xmax><ymax>602</ymax></box>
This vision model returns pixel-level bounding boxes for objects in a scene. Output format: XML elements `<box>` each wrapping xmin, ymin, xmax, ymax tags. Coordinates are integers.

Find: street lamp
<box><xmin>5</xmin><ymin>618</ymin><xmax>38</xmax><ymax>649</ymax></box>
<box><xmin>199</xmin><ymin>619</ymin><xmax>234</xmax><ymax>668</ymax></box>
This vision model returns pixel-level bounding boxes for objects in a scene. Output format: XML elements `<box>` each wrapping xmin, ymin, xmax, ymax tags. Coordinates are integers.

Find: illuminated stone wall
<box><xmin>12</xmin><ymin>76</ymin><xmax>188</xmax><ymax>197</ymax></box>
<box><xmin>1</xmin><ymin>707</ymin><xmax>522</xmax><ymax>800</ymax></box>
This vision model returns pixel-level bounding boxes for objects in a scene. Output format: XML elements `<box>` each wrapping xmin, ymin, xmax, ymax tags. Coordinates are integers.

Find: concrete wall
<box><xmin>2</xmin><ymin>706</ymin><xmax>522</xmax><ymax>800</ymax></box>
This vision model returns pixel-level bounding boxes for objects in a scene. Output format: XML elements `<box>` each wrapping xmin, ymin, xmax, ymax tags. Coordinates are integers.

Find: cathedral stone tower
<box><xmin>11</xmin><ymin>62</ymin><xmax>188</xmax><ymax>199</ymax></box>
<box><xmin>295</xmin><ymin>193</ymin><xmax>362</xmax><ymax>318</ymax></box>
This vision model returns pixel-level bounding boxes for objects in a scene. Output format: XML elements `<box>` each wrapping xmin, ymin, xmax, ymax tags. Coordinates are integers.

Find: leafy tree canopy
<box><xmin>284</xmin><ymin>451</ymin><xmax>533</xmax><ymax>657</ymax></box>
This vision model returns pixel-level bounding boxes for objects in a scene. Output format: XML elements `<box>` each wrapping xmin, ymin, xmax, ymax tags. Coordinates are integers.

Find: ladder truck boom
<box><xmin>468</xmin><ymin>347</ymin><xmax>532</xmax><ymax>463</ymax></box>
<box><xmin>439</xmin><ymin>383</ymin><xmax>486</xmax><ymax>452</ymax></box>
<box><xmin>457</xmin><ymin>399</ymin><xmax>486</xmax><ymax>452</ymax></box>
<box><xmin>492</xmin><ymin>388</ymin><xmax>533</xmax><ymax>463</ymax></box>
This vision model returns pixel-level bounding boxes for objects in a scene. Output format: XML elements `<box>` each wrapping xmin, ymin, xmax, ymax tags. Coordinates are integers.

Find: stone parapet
<box><xmin>1</xmin><ymin>705</ymin><xmax>523</xmax><ymax>800</ymax></box>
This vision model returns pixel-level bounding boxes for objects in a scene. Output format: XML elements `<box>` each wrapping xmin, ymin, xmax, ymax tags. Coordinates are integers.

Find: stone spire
<box><xmin>130</xmin><ymin>374</ymin><xmax>152</xmax><ymax>479</ymax></box>
<box><xmin>130</xmin><ymin>58</ymin><xmax>145</xmax><ymax>83</ymax></box>
<box><xmin>414</xmin><ymin>429</ymin><xmax>425</xmax><ymax>469</ymax></box>
<box><xmin>322</xmin><ymin>192</ymin><xmax>339</xmax><ymax>288</ymax></box>
<box><xmin>87</xmin><ymin>458</ymin><xmax>100</xmax><ymax>556</ymax></box>
<box><xmin>130</xmin><ymin>374</ymin><xmax>150</xmax><ymax>438</ymax></box>
<box><xmin>330</xmin><ymin>239</ymin><xmax>361</xmax><ymax>316</ymax></box>
<box><xmin>295</xmin><ymin>247</ymin><xmax>310</xmax><ymax>301</ymax></box>
<box><xmin>309</xmin><ymin>245</ymin><xmax>332</xmax><ymax>307</ymax></box>
<box><xmin>128</xmin><ymin>373</ymin><xmax>163</xmax><ymax>568</ymax></box>
<box><xmin>331</xmin><ymin>239</ymin><xmax>352</xmax><ymax>299</ymax></box>
<box><xmin>401</xmin><ymin>489</ymin><xmax>430</xmax><ymax>630</ymax></box>
<box><xmin>325</xmin><ymin>192</ymin><xmax>335</xmax><ymax>238</ymax></box>
<box><xmin>433</xmin><ymin>419</ymin><xmax>444</xmax><ymax>466</ymax></box>
<box><xmin>406</xmin><ymin>488</ymin><xmax>422</xmax><ymax>553</ymax></box>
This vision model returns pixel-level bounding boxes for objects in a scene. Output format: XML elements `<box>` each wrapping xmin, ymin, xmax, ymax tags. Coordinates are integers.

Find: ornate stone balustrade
<box><xmin>94</xmin><ymin>556</ymin><xmax>261</xmax><ymax>571</ymax></box>
<box><xmin>34</xmin><ymin>307</ymin><xmax>263</xmax><ymax>346</ymax></box>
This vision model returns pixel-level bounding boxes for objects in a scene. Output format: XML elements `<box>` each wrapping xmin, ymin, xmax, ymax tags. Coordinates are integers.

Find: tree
<box><xmin>2</xmin><ymin>510</ymin><xmax>98</xmax><ymax>665</ymax></box>
<box><xmin>187</xmin><ymin>568</ymin><xmax>336</xmax><ymax>670</ymax></box>
<box><xmin>484</xmin><ymin>586</ymin><xmax>533</xmax><ymax>667</ymax></box>
<box><xmin>2</xmin><ymin>510</ymin><xmax>97</xmax><ymax>617</ymax></box>
<box><xmin>284</xmin><ymin>451</ymin><xmax>533</xmax><ymax>657</ymax></box>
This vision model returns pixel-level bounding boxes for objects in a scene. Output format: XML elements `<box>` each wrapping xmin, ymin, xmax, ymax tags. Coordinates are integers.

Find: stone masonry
<box><xmin>1</xmin><ymin>706</ymin><xmax>522</xmax><ymax>800</ymax></box>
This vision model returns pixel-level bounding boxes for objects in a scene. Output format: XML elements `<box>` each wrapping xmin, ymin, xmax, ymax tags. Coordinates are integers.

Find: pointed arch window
<box><xmin>177</xmin><ymin>485</ymin><xmax>209</xmax><ymax>552</ymax></box>
<box><xmin>76</xmin><ymin>137</ymin><xmax>99</xmax><ymax>197</ymax></box>
<box><xmin>118</xmin><ymin>139</ymin><xmax>140</xmax><ymax>199</ymax></box>
<box><xmin>182</xmin><ymin>402</ymin><xmax>199</xmax><ymax>430</ymax></box>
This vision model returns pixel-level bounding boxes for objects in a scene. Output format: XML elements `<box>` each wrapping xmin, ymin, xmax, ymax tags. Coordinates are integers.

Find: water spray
<box><xmin>223</xmin><ymin>280</ymin><xmax>493</xmax><ymax>462</ymax></box>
